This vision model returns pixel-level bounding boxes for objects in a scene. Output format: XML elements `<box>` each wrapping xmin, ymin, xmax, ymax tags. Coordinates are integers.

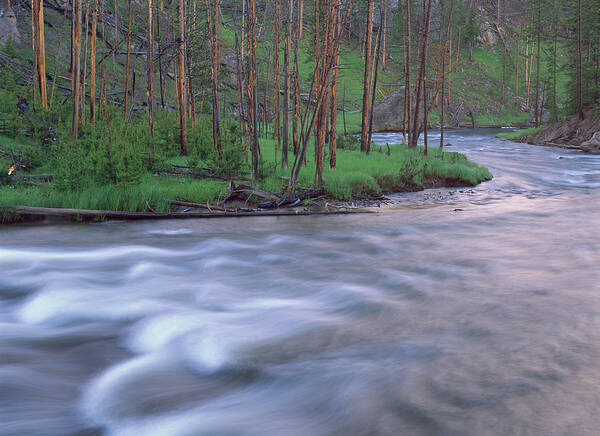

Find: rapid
<box><xmin>1</xmin><ymin>129</ymin><xmax>599</xmax><ymax>435</ymax></box>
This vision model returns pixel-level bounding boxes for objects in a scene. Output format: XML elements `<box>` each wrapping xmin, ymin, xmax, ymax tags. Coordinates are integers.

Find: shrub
<box><xmin>336</xmin><ymin>133</ymin><xmax>361</xmax><ymax>150</ymax></box>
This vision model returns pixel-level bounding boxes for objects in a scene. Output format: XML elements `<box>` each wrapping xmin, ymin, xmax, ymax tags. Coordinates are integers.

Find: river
<box><xmin>1</xmin><ymin>129</ymin><xmax>599</xmax><ymax>435</ymax></box>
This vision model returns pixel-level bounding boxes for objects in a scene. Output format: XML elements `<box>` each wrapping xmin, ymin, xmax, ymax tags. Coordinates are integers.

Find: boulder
<box><xmin>580</xmin><ymin>131</ymin><xmax>600</xmax><ymax>152</ymax></box>
<box><xmin>478</xmin><ymin>22</ymin><xmax>497</xmax><ymax>47</ymax></box>
<box><xmin>0</xmin><ymin>7</ymin><xmax>20</xmax><ymax>45</ymax></box>
<box><xmin>371</xmin><ymin>88</ymin><xmax>407</xmax><ymax>132</ymax></box>
<box><xmin>527</xmin><ymin>107</ymin><xmax>551</xmax><ymax>125</ymax></box>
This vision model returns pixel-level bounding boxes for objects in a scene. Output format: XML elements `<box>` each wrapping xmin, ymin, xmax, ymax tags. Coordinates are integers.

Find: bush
<box><xmin>336</xmin><ymin>133</ymin><xmax>361</xmax><ymax>150</ymax></box>
<box><xmin>188</xmin><ymin>120</ymin><xmax>247</xmax><ymax>176</ymax></box>
<box><xmin>52</xmin><ymin>122</ymin><xmax>147</xmax><ymax>190</ymax></box>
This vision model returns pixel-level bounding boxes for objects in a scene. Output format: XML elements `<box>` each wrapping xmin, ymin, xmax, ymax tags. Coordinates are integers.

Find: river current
<box><xmin>1</xmin><ymin>129</ymin><xmax>599</xmax><ymax>435</ymax></box>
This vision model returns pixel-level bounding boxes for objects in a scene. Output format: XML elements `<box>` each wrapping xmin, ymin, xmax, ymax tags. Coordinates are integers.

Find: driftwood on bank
<box><xmin>157</xmin><ymin>169</ymin><xmax>253</xmax><ymax>182</ymax></box>
<box><xmin>2</xmin><ymin>205</ymin><xmax>372</xmax><ymax>221</ymax></box>
<box><xmin>165</xmin><ymin>199</ymin><xmax>255</xmax><ymax>213</ymax></box>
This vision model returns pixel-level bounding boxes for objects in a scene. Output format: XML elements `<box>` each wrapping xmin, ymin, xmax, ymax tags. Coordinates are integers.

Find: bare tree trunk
<box><xmin>247</xmin><ymin>0</ymin><xmax>260</xmax><ymax>181</ymax></box>
<box><xmin>366</xmin><ymin>13</ymin><xmax>382</xmax><ymax>154</ymax></box>
<box><xmin>207</xmin><ymin>0</ymin><xmax>221</xmax><ymax>155</ymax></box>
<box><xmin>71</xmin><ymin>0</ymin><xmax>81</xmax><ymax>137</ymax></box>
<box><xmin>329</xmin><ymin>0</ymin><xmax>340</xmax><ymax>169</ymax></box>
<box><xmin>282</xmin><ymin>0</ymin><xmax>293</xmax><ymax>169</ymax></box>
<box><xmin>440</xmin><ymin>48</ymin><xmax>445</xmax><ymax>149</ymax></box>
<box><xmin>289</xmin><ymin>0</ymin><xmax>353</xmax><ymax>191</ymax></box>
<box><xmin>80</xmin><ymin>3</ymin><xmax>89</xmax><ymax>122</ymax></box>
<box><xmin>410</xmin><ymin>0</ymin><xmax>433</xmax><ymax>148</ymax></box>
<box><xmin>313</xmin><ymin>0</ymin><xmax>320</xmax><ymax>154</ymax></box>
<box><xmin>402</xmin><ymin>32</ymin><xmax>408</xmax><ymax>143</ymax></box>
<box><xmin>360</xmin><ymin>0</ymin><xmax>374</xmax><ymax>152</ymax></box>
<box><xmin>292</xmin><ymin>0</ymin><xmax>300</xmax><ymax>155</ymax></box>
<box><xmin>34</xmin><ymin>0</ymin><xmax>47</xmax><ymax>107</ymax></box>
<box><xmin>147</xmin><ymin>0</ymin><xmax>155</xmax><ymax>137</ymax></box>
<box><xmin>535</xmin><ymin>2</ymin><xmax>541</xmax><ymax>127</ymax></box>
<box><xmin>577</xmin><ymin>0</ymin><xmax>583</xmax><ymax>119</ymax></box>
<box><xmin>273</xmin><ymin>0</ymin><xmax>281</xmax><ymax>147</ymax></box>
<box><xmin>178</xmin><ymin>0</ymin><xmax>187</xmax><ymax>155</ymax></box>
<box><xmin>404</xmin><ymin>0</ymin><xmax>411</xmax><ymax>143</ymax></box>
<box><xmin>299</xmin><ymin>0</ymin><xmax>304</xmax><ymax>40</ymax></box>
<box><xmin>32</xmin><ymin>0</ymin><xmax>38</xmax><ymax>105</ymax></box>
<box><xmin>423</xmin><ymin>76</ymin><xmax>428</xmax><ymax>155</ymax></box>
<box><xmin>124</xmin><ymin>0</ymin><xmax>132</xmax><ymax>115</ymax></box>
<box><xmin>382</xmin><ymin>0</ymin><xmax>387</xmax><ymax>71</ymax></box>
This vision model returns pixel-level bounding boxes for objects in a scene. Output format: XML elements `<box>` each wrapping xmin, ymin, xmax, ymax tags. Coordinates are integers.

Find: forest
<box><xmin>0</xmin><ymin>0</ymin><xmax>598</xmax><ymax>219</ymax></box>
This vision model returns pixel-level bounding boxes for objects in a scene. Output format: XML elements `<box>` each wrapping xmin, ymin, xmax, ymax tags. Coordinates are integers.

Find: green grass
<box><xmin>1</xmin><ymin>128</ymin><xmax>492</xmax><ymax>214</ymax></box>
<box><xmin>496</xmin><ymin>126</ymin><xmax>543</xmax><ymax>141</ymax></box>
<box><xmin>1</xmin><ymin>174</ymin><xmax>227</xmax><ymax>212</ymax></box>
<box><xmin>257</xmin><ymin>137</ymin><xmax>492</xmax><ymax>201</ymax></box>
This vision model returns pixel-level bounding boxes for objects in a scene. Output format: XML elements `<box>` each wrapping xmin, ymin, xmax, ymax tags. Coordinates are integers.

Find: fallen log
<box><xmin>11</xmin><ymin>174</ymin><xmax>55</xmax><ymax>179</ymax></box>
<box><xmin>158</xmin><ymin>169</ymin><xmax>253</xmax><ymax>182</ymax></box>
<box><xmin>2</xmin><ymin>205</ymin><xmax>373</xmax><ymax>221</ymax></box>
<box><xmin>231</xmin><ymin>184</ymin><xmax>281</xmax><ymax>201</ymax></box>
<box><xmin>166</xmin><ymin>199</ymin><xmax>255</xmax><ymax>213</ymax></box>
<box><xmin>12</xmin><ymin>181</ymin><xmax>53</xmax><ymax>188</ymax></box>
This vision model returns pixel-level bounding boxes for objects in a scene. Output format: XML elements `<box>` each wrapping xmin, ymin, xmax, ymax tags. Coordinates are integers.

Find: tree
<box><xmin>282</xmin><ymin>0</ymin><xmax>293</xmax><ymax>169</ymax></box>
<box><xmin>178</xmin><ymin>0</ymin><xmax>187</xmax><ymax>155</ymax></box>
<box><xmin>360</xmin><ymin>0</ymin><xmax>374</xmax><ymax>152</ymax></box>
<box><xmin>147</xmin><ymin>0</ymin><xmax>155</xmax><ymax>137</ymax></box>
<box><xmin>410</xmin><ymin>0</ymin><xmax>434</xmax><ymax>148</ymax></box>
<box><xmin>32</xmin><ymin>0</ymin><xmax>47</xmax><ymax>108</ymax></box>
<box><xmin>71</xmin><ymin>0</ymin><xmax>81</xmax><ymax>137</ymax></box>
<box><xmin>90</xmin><ymin>0</ymin><xmax>99</xmax><ymax>123</ymax></box>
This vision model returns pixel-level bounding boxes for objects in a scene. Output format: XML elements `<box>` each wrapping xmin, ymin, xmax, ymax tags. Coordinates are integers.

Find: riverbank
<box><xmin>497</xmin><ymin>108</ymin><xmax>600</xmax><ymax>152</ymax></box>
<box><xmin>1</xmin><ymin>137</ymin><xmax>492</xmax><ymax>223</ymax></box>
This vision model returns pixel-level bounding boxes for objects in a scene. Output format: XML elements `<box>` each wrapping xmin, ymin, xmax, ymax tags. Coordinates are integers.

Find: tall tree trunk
<box><xmin>410</xmin><ymin>0</ymin><xmax>433</xmax><ymax>147</ymax></box>
<box><xmin>178</xmin><ymin>0</ymin><xmax>187</xmax><ymax>155</ymax></box>
<box><xmin>292</xmin><ymin>0</ymin><xmax>301</xmax><ymax>155</ymax></box>
<box><xmin>124</xmin><ymin>0</ymin><xmax>132</xmax><ymax>116</ymax></box>
<box><xmin>289</xmin><ymin>0</ymin><xmax>353</xmax><ymax>191</ymax></box>
<box><xmin>282</xmin><ymin>0</ymin><xmax>293</xmax><ymax>169</ymax></box>
<box><xmin>299</xmin><ymin>0</ymin><xmax>304</xmax><ymax>39</ymax></box>
<box><xmin>32</xmin><ymin>0</ymin><xmax>38</xmax><ymax>105</ymax></box>
<box><xmin>404</xmin><ymin>0</ymin><xmax>412</xmax><ymax>143</ymax></box>
<box><xmin>247</xmin><ymin>0</ymin><xmax>260</xmax><ymax>181</ymax></box>
<box><xmin>147</xmin><ymin>0</ymin><xmax>155</xmax><ymax>137</ymax></box>
<box><xmin>71</xmin><ymin>0</ymin><xmax>81</xmax><ymax>137</ymax></box>
<box><xmin>329</xmin><ymin>0</ymin><xmax>340</xmax><ymax>169</ymax></box>
<box><xmin>382</xmin><ymin>0</ymin><xmax>387</xmax><ymax>71</ymax></box>
<box><xmin>535</xmin><ymin>1</ymin><xmax>541</xmax><ymax>126</ymax></box>
<box><xmin>577</xmin><ymin>0</ymin><xmax>583</xmax><ymax>119</ymax></box>
<box><xmin>34</xmin><ymin>0</ymin><xmax>47</xmax><ymax>107</ymax></box>
<box><xmin>273</xmin><ymin>0</ymin><xmax>281</xmax><ymax>147</ymax></box>
<box><xmin>207</xmin><ymin>0</ymin><xmax>221</xmax><ymax>155</ymax></box>
<box><xmin>90</xmin><ymin>0</ymin><xmax>98</xmax><ymax>123</ymax></box>
<box><xmin>360</xmin><ymin>0</ymin><xmax>374</xmax><ymax>152</ymax></box>
<box><xmin>366</xmin><ymin>14</ymin><xmax>382</xmax><ymax>154</ymax></box>
<box><xmin>440</xmin><ymin>46</ymin><xmax>445</xmax><ymax>149</ymax></box>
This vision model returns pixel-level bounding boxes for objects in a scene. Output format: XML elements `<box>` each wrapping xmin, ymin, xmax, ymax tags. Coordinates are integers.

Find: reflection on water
<box><xmin>1</xmin><ymin>130</ymin><xmax>600</xmax><ymax>435</ymax></box>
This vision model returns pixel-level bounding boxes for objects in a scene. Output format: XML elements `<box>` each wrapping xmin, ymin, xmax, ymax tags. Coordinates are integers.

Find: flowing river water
<box><xmin>1</xmin><ymin>129</ymin><xmax>600</xmax><ymax>436</ymax></box>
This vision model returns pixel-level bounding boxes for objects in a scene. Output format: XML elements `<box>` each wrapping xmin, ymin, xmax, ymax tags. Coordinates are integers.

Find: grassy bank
<box><xmin>496</xmin><ymin>127</ymin><xmax>543</xmax><ymax>141</ymax></box>
<box><xmin>0</xmin><ymin>122</ymin><xmax>492</xmax><ymax>218</ymax></box>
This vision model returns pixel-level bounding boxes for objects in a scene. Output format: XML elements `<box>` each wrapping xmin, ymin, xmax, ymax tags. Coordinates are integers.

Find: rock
<box><xmin>0</xmin><ymin>6</ymin><xmax>20</xmax><ymax>45</ymax></box>
<box><xmin>527</xmin><ymin>107</ymin><xmax>551</xmax><ymax>125</ymax></box>
<box><xmin>371</xmin><ymin>88</ymin><xmax>406</xmax><ymax>132</ymax></box>
<box><xmin>580</xmin><ymin>131</ymin><xmax>600</xmax><ymax>152</ymax></box>
<box><xmin>478</xmin><ymin>22</ymin><xmax>497</xmax><ymax>46</ymax></box>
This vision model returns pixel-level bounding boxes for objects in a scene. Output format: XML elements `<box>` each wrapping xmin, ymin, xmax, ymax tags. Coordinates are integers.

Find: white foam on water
<box><xmin>146</xmin><ymin>229</ymin><xmax>194</xmax><ymax>236</ymax></box>
<box><xmin>80</xmin><ymin>353</ymin><xmax>171</xmax><ymax>426</ymax></box>
<box><xmin>0</xmin><ymin>245</ymin><xmax>176</xmax><ymax>264</ymax></box>
<box><xmin>17</xmin><ymin>288</ymin><xmax>173</xmax><ymax>325</ymax></box>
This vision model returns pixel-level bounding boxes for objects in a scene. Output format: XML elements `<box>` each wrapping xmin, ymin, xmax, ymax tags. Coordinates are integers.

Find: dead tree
<box><xmin>360</xmin><ymin>0</ymin><xmax>373</xmax><ymax>152</ymax></box>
